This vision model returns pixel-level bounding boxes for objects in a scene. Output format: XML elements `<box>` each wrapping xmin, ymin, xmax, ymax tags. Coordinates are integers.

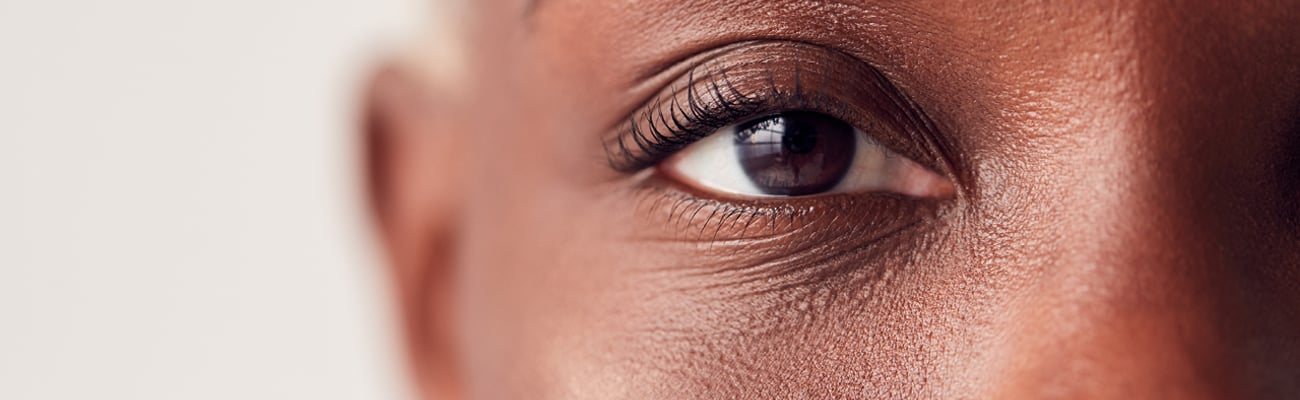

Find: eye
<box><xmin>661</xmin><ymin>111</ymin><xmax>954</xmax><ymax>198</ymax></box>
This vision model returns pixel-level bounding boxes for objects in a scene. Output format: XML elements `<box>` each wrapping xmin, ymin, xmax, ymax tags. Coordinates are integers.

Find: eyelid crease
<box><xmin>621</xmin><ymin>40</ymin><xmax>766</xmax><ymax>98</ymax></box>
<box><xmin>603</xmin><ymin>41</ymin><xmax>953</xmax><ymax>182</ymax></box>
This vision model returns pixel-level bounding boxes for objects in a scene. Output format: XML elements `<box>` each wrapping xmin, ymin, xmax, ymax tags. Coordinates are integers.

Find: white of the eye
<box><xmin>833</xmin><ymin>133</ymin><xmax>950</xmax><ymax>198</ymax></box>
<box><xmin>668</xmin><ymin>124</ymin><xmax>768</xmax><ymax>196</ymax></box>
<box><xmin>667</xmin><ymin>124</ymin><xmax>951</xmax><ymax>198</ymax></box>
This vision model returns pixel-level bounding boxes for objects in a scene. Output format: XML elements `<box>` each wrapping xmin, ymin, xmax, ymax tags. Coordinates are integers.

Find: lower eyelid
<box><xmin>621</xmin><ymin>181</ymin><xmax>937</xmax><ymax>297</ymax></box>
<box><xmin>626</xmin><ymin>174</ymin><xmax>937</xmax><ymax>243</ymax></box>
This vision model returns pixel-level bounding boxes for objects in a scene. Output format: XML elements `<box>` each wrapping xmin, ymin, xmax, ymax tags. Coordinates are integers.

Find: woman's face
<box><xmin>367</xmin><ymin>0</ymin><xmax>1300</xmax><ymax>398</ymax></box>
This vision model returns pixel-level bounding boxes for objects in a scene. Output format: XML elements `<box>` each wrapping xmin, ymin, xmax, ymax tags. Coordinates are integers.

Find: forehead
<box><xmin>500</xmin><ymin>0</ymin><xmax>1294</xmax><ymax>34</ymax></box>
<box><xmin>483</xmin><ymin>0</ymin><xmax>1294</xmax><ymax>110</ymax></box>
<box><xmin>480</xmin><ymin>0</ymin><xmax>1295</xmax><ymax>89</ymax></box>
<box><xmin>489</xmin><ymin>0</ymin><xmax>1296</xmax><ymax>51</ymax></box>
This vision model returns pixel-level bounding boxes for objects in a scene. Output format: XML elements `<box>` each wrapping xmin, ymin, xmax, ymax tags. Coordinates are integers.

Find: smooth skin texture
<box><xmin>364</xmin><ymin>0</ymin><xmax>1300</xmax><ymax>398</ymax></box>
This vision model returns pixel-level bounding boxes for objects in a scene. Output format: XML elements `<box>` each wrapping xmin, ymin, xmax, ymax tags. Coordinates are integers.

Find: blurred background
<box><xmin>0</xmin><ymin>0</ymin><xmax>438</xmax><ymax>398</ymax></box>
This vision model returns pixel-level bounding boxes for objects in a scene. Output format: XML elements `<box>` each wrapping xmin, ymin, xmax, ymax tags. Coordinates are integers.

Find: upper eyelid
<box><xmin>606</xmin><ymin>64</ymin><xmax>762</xmax><ymax>172</ymax></box>
<box><xmin>608</xmin><ymin>48</ymin><xmax>851</xmax><ymax>172</ymax></box>
<box><xmin>604</xmin><ymin>41</ymin><xmax>924</xmax><ymax>174</ymax></box>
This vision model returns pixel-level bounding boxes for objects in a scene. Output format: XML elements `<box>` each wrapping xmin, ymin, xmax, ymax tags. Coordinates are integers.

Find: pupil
<box><xmin>782</xmin><ymin>124</ymin><xmax>818</xmax><ymax>154</ymax></box>
<box><xmin>733</xmin><ymin>111</ymin><xmax>857</xmax><ymax>196</ymax></box>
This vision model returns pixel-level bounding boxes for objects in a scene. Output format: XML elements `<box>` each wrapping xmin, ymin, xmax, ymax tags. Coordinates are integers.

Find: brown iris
<box><xmin>734</xmin><ymin>111</ymin><xmax>857</xmax><ymax>196</ymax></box>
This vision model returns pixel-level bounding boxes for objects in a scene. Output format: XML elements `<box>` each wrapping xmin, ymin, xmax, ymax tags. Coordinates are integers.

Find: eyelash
<box><xmin>607</xmin><ymin>60</ymin><xmax>824</xmax><ymax>241</ymax></box>
<box><xmin>605</xmin><ymin>64</ymin><xmax>856</xmax><ymax>173</ymax></box>
<box><xmin>604</xmin><ymin>42</ymin><xmax>960</xmax><ymax>251</ymax></box>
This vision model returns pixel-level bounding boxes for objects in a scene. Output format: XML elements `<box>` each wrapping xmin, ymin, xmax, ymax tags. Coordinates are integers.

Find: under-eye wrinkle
<box><xmin>603</xmin><ymin>40</ymin><xmax>957</xmax><ymax>289</ymax></box>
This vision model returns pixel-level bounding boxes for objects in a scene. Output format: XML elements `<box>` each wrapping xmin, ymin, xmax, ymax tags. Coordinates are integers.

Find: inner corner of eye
<box><xmin>657</xmin><ymin>112</ymin><xmax>954</xmax><ymax>199</ymax></box>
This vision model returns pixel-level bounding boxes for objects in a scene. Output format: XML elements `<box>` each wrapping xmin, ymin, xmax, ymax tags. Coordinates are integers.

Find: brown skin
<box><xmin>364</xmin><ymin>0</ymin><xmax>1300</xmax><ymax>398</ymax></box>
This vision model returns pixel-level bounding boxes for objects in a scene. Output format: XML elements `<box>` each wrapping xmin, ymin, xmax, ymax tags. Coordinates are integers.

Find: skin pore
<box><xmin>365</xmin><ymin>0</ymin><xmax>1300</xmax><ymax>398</ymax></box>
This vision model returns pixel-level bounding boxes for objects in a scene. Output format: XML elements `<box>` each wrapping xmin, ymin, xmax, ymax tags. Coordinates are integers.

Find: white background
<box><xmin>0</xmin><ymin>0</ymin><xmax>433</xmax><ymax>398</ymax></box>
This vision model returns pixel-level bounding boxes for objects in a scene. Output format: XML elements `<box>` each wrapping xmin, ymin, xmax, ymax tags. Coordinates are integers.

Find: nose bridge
<box><xmin>994</xmin><ymin>131</ymin><xmax>1238</xmax><ymax>399</ymax></box>
<box><xmin>986</xmin><ymin>3</ymin><xmax>1269</xmax><ymax>397</ymax></box>
<box><xmin>991</xmin><ymin>117</ymin><xmax>1241</xmax><ymax>398</ymax></box>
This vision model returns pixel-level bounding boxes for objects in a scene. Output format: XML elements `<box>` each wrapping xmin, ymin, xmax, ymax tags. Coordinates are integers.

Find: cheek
<box><xmin>510</xmin><ymin>241</ymin><xmax>1000</xmax><ymax>398</ymax></box>
<box><xmin>457</xmin><ymin>177</ymin><xmax>1005</xmax><ymax>399</ymax></box>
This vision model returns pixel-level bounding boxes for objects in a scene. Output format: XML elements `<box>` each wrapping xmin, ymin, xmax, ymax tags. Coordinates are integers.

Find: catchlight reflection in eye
<box><xmin>661</xmin><ymin>112</ymin><xmax>954</xmax><ymax>198</ymax></box>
